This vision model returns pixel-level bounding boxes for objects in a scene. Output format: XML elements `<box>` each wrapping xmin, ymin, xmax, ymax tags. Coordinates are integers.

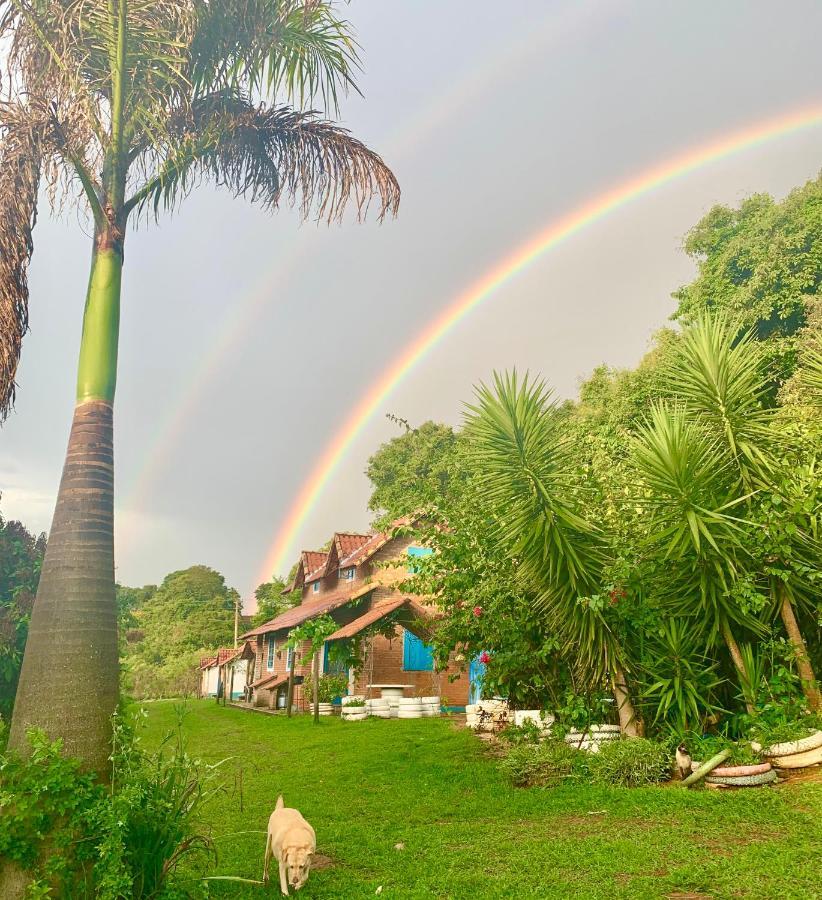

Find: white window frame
<box><xmin>340</xmin><ymin>566</ymin><xmax>355</xmax><ymax>581</ymax></box>
<box><xmin>286</xmin><ymin>645</ymin><xmax>294</xmax><ymax>671</ymax></box>
<box><xmin>267</xmin><ymin>635</ymin><xmax>276</xmax><ymax>669</ymax></box>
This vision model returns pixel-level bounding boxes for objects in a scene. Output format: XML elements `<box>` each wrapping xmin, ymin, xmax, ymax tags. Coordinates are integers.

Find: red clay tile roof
<box><xmin>302</xmin><ymin>551</ymin><xmax>328</xmax><ymax>583</ymax></box>
<box><xmin>200</xmin><ymin>647</ymin><xmax>241</xmax><ymax>668</ymax></box>
<box><xmin>199</xmin><ymin>655</ymin><xmax>218</xmax><ymax>669</ymax></box>
<box><xmin>249</xmin><ymin>672</ymin><xmax>289</xmax><ymax>690</ymax></box>
<box><xmin>338</xmin><ymin>516</ymin><xmax>417</xmax><ymax>568</ymax></box>
<box><xmin>326</xmin><ymin>598</ymin><xmax>407</xmax><ymax>641</ymax></box>
<box><xmin>336</xmin><ymin>532</ymin><xmax>371</xmax><ymax>560</ymax></box>
<box><xmin>241</xmin><ymin>582</ymin><xmax>377</xmax><ymax>639</ymax></box>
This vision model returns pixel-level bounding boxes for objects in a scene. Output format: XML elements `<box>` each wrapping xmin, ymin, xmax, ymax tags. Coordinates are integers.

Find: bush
<box><xmin>499</xmin><ymin>739</ymin><xmax>589</xmax><ymax>788</ymax></box>
<box><xmin>306</xmin><ymin>673</ymin><xmax>348</xmax><ymax>704</ymax></box>
<box><xmin>0</xmin><ymin>706</ymin><xmax>217</xmax><ymax>897</ymax></box>
<box><xmin>587</xmin><ymin>738</ymin><xmax>671</xmax><ymax>787</ymax></box>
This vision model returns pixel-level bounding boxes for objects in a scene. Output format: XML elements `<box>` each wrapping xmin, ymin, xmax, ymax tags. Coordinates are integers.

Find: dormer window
<box><xmin>311</xmin><ymin>581</ymin><xmax>320</xmax><ymax>594</ymax></box>
<box><xmin>340</xmin><ymin>566</ymin><xmax>355</xmax><ymax>581</ymax></box>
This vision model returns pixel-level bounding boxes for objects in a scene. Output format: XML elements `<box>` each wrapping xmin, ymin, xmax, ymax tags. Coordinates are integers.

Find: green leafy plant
<box><xmin>498</xmin><ymin>739</ymin><xmax>589</xmax><ymax>788</ymax></box>
<box><xmin>307</xmin><ymin>673</ymin><xmax>348</xmax><ymax>704</ymax></box>
<box><xmin>344</xmin><ymin>698</ymin><xmax>366</xmax><ymax>708</ymax></box>
<box><xmin>686</xmin><ymin>733</ymin><xmax>761</xmax><ymax>767</ymax></box>
<box><xmin>587</xmin><ymin>738</ymin><xmax>671</xmax><ymax>787</ymax></box>
<box><xmin>0</xmin><ymin>706</ymin><xmax>221</xmax><ymax>896</ymax></box>
<box><xmin>641</xmin><ymin>619</ymin><xmax>725</xmax><ymax>735</ymax></box>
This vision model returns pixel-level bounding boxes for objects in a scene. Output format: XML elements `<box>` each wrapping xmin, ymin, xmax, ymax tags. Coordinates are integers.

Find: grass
<box><xmin>142</xmin><ymin>701</ymin><xmax>821</xmax><ymax>899</ymax></box>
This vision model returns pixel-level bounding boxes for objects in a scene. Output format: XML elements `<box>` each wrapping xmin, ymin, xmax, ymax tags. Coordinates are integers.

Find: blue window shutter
<box><xmin>407</xmin><ymin>545</ymin><xmax>433</xmax><ymax>573</ymax></box>
<box><xmin>402</xmin><ymin>629</ymin><xmax>434</xmax><ymax>671</ymax></box>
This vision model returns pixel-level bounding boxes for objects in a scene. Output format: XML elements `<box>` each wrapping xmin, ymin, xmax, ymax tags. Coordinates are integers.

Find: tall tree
<box><xmin>0</xmin><ymin>0</ymin><xmax>398</xmax><ymax>774</ymax></box>
<box><xmin>0</xmin><ymin>506</ymin><xmax>46</xmax><ymax>719</ymax></box>
<box><xmin>252</xmin><ymin>576</ymin><xmax>291</xmax><ymax>628</ymax></box>
<box><xmin>366</xmin><ymin>420</ymin><xmax>461</xmax><ymax>524</ymax></box>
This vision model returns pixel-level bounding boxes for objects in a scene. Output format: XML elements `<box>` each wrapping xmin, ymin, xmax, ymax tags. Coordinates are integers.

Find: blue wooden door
<box><xmin>403</xmin><ymin>630</ymin><xmax>434</xmax><ymax>671</ymax></box>
<box><xmin>469</xmin><ymin>654</ymin><xmax>486</xmax><ymax>704</ymax></box>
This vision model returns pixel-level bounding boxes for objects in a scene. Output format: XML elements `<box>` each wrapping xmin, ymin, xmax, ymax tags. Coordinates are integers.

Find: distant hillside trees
<box><xmin>121</xmin><ymin>566</ymin><xmax>239</xmax><ymax>699</ymax></box>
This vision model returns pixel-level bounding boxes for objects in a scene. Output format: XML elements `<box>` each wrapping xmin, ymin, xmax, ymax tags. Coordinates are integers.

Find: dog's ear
<box><xmin>276</xmin><ymin>795</ymin><xmax>284</xmax><ymax>810</ymax></box>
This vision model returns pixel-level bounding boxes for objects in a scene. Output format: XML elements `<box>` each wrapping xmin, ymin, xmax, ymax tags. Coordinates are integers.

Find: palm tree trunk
<box><xmin>611</xmin><ymin>664</ymin><xmax>639</xmax><ymax>737</ymax></box>
<box><xmin>8</xmin><ymin>244</ymin><xmax>122</xmax><ymax>779</ymax></box>
<box><xmin>720</xmin><ymin>619</ymin><xmax>755</xmax><ymax>716</ymax></box>
<box><xmin>777</xmin><ymin>584</ymin><xmax>821</xmax><ymax>712</ymax></box>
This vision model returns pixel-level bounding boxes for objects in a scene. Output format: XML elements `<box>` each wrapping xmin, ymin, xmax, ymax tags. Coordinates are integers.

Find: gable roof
<box><xmin>241</xmin><ymin>582</ymin><xmax>377</xmax><ymax>639</ymax></box>
<box><xmin>302</xmin><ymin>551</ymin><xmax>328</xmax><ymax>583</ymax></box>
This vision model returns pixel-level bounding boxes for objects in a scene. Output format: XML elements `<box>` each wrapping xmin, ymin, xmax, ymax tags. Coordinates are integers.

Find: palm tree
<box><xmin>464</xmin><ymin>372</ymin><xmax>640</xmax><ymax>735</ymax></box>
<box><xmin>660</xmin><ymin>316</ymin><xmax>820</xmax><ymax>711</ymax></box>
<box><xmin>0</xmin><ymin>0</ymin><xmax>399</xmax><ymax>776</ymax></box>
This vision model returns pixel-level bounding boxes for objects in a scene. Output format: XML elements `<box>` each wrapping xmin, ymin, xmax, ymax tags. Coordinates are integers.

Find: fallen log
<box><xmin>681</xmin><ymin>748</ymin><xmax>732</xmax><ymax>787</ymax></box>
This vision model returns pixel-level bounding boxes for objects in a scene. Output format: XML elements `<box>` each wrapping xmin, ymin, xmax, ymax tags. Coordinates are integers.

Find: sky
<box><xmin>3</xmin><ymin>0</ymin><xmax>822</xmax><ymax>605</ymax></box>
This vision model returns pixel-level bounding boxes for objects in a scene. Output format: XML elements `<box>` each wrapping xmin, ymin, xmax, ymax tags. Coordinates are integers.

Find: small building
<box><xmin>240</xmin><ymin>520</ymin><xmax>474</xmax><ymax>711</ymax></box>
<box><xmin>199</xmin><ymin>646</ymin><xmax>251</xmax><ymax>700</ymax></box>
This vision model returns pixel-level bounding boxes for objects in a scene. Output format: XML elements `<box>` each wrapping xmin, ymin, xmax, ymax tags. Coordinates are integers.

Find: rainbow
<box><xmin>116</xmin><ymin>0</ymin><xmax>611</xmax><ymax>558</ymax></box>
<box><xmin>256</xmin><ymin>103</ymin><xmax>822</xmax><ymax>582</ymax></box>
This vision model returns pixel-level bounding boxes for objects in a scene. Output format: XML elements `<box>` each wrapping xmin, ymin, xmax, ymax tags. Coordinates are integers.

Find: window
<box><xmin>323</xmin><ymin>641</ymin><xmax>348</xmax><ymax>676</ymax></box>
<box><xmin>340</xmin><ymin>567</ymin><xmax>355</xmax><ymax>581</ymax></box>
<box><xmin>267</xmin><ymin>636</ymin><xmax>276</xmax><ymax>669</ymax></box>
<box><xmin>286</xmin><ymin>646</ymin><xmax>294</xmax><ymax>671</ymax></box>
<box><xmin>403</xmin><ymin>629</ymin><xmax>434</xmax><ymax>671</ymax></box>
<box><xmin>407</xmin><ymin>545</ymin><xmax>433</xmax><ymax>573</ymax></box>
<box><xmin>311</xmin><ymin>581</ymin><xmax>320</xmax><ymax>594</ymax></box>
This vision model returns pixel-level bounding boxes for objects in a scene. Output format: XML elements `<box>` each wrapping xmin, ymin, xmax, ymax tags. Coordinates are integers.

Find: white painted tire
<box><xmin>762</xmin><ymin>730</ymin><xmax>822</xmax><ymax>758</ymax></box>
<box><xmin>317</xmin><ymin>703</ymin><xmax>334</xmax><ymax>716</ymax></box>
<box><xmin>769</xmin><ymin>745</ymin><xmax>822</xmax><ymax>769</ymax></box>
<box><xmin>590</xmin><ymin>725</ymin><xmax>621</xmax><ymax>734</ymax></box>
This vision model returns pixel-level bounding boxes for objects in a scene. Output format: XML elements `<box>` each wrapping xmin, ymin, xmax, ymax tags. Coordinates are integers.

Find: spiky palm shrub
<box><xmin>661</xmin><ymin>316</ymin><xmax>820</xmax><ymax>711</ymax></box>
<box><xmin>0</xmin><ymin>0</ymin><xmax>399</xmax><ymax>777</ymax></box>
<box><xmin>464</xmin><ymin>372</ymin><xmax>639</xmax><ymax>735</ymax></box>
<box><xmin>630</xmin><ymin>402</ymin><xmax>763</xmax><ymax>711</ymax></box>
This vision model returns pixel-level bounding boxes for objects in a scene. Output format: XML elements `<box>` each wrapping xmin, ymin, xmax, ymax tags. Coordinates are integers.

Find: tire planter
<box><xmin>758</xmin><ymin>729</ymin><xmax>822</xmax><ymax>758</ymax></box>
<box><xmin>317</xmin><ymin>703</ymin><xmax>334</xmax><ymax>717</ymax></box>
<box><xmin>422</xmin><ymin>696</ymin><xmax>441</xmax><ymax>717</ymax></box>
<box><xmin>705</xmin><ymin>770</ymin><xmax>777</xmax><ymax>787</ymax></box>
<box><xmin>691</xmin><ymin>761</ymin><xmax>771</xmax><ymax>778</ymax></box>
<box><xmin>343</xmin><ymin>712</ymin><xmax>367</xmax><ymax>722</ymax></box>
<box><xmin>398</xmin><ymin>698</ymin><xmax>423</xmax><ymax>719</ymax></box>
<box><xmin>341</xmin><ymin>695</ymin><xmax>364</xmax><ymax>707</ymax></box>
<box><xmin>768</xmin><ymin>745</ymin><xmax>822</xmax><ymax>769</ymax></box>
<box><xmin>513</xmin><ymin>710</ymin><xmax>553</xmax><ymax>730</ymax></box>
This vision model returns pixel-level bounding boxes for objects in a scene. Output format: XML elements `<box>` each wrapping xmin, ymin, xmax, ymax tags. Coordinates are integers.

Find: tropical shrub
<box><xmin>307</xmin><ymin>673</ymin><xmax>348</xmax><ymax>704</ymax></box>
<box><xmin>586</xmin><ymin>738</ymin><xmax>671</xmax><ymax>787</ymax></box>
<box><xmin>0</xmin><ymin>708</ymin><xmax>219</xmax><ymax>896</ymax></box>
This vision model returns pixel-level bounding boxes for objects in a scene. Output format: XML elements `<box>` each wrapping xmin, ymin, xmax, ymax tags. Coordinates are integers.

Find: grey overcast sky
<box><xmin>3</xmin><ymin>0</ymin><xmax>822</xmax><ymax>603</ymax></box>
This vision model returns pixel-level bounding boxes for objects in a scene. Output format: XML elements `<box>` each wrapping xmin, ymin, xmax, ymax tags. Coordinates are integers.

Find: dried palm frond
<box><xmin>0</xmin><ymin>108</ymin><xmax>42</xmax><ymax>420</ymax></box>
<box><xmin>127</xmin><ymin>93</ymin><xmax>399</xmax><ymax>223</ymax></box>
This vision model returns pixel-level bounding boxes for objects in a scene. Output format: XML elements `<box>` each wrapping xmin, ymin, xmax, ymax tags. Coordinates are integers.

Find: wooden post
<box><xmin>286</xmin><ymin>648</ymin><xmax>296</xmax><ymax>717</ymax></box>
<box><xmin>234</xmin><ymin>594</ymin><xmax>240</xmax><ymax>648</ymax></box>
<box><xmin>228</xmin><ymin>665</ymin><xmax>235</xmax><ymax>706</ymax></box>
<box><xmin>313</xmin><ymin>650</ymin><xmax>320</xmax><ymax>724</ymax></box>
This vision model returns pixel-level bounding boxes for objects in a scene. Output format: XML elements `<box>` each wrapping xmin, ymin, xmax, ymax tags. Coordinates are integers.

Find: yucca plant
<box><xmin>662</xmin><ymin>315</ymin><xmax>820</xmax><ymax>711</ymax></box>
<box><xmin>630</xmin><ymin>402</ymin><xmax>762</xmax><ymax>711</ymax></box>
<box><xmin>641</xmin><ymin>618</ymin><xmax>725</xmax><ymax>735</ymax></box>
<box><xmin>464</xmin><ymin>372</ymin><xmax>639</xmax><ymax>735</ymax></box>
<box><xmin>0</xmin><ymin>0</ymin><xmax>399</xmax><ymax>776</ymax></box>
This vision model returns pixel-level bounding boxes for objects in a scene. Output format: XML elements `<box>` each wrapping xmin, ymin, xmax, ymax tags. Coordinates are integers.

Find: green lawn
<box><xmin>143</xmin><ymin>701</ymin><xmax>821</xmax><ymax>899</ymax></box>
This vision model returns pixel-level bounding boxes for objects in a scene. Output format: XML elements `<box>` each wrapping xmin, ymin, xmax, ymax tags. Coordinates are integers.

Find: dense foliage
<box><xmin>122</xmin><ymin>567</ymin><xmax>240</xmax><ymax>699</ymax></box>
<box><xmin>0</xmin><ymin>709</ymin><xmax>216</xmax><ymax>897</ymax></box>
<box><xmin>251</xmin><ymin>576</ymin><xmax>292</xmax><ymax>628</ymax></box>
<box><xmin>0</xmin><ymin>506</ymin><xmax>45</xmax><ymax>719</ymax></box>
<box><xmin>385</xmin><ymin>175</ymin><xmax>822</xmax><ymax>745</ymax></box>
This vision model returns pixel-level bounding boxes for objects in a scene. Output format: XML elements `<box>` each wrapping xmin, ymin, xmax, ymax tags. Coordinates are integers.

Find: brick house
<box><xmin>239</xmin><ymin>520</ymin><xmax>472</xmax><ymax>711</ymax></box>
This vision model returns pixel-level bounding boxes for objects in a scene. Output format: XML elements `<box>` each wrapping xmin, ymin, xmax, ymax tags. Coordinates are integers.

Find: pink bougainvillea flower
<box><xmin>479</xmin><ymin>651</ymin><xmax>491</xmax><ymax>665</ymax></box>
<box><xmin>472</xmin><ymin>606</ymin><xmax>483</xmax><ymax>617</ymax></box>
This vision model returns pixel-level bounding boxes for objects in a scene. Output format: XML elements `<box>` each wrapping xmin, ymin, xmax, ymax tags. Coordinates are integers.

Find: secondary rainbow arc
<box><xmin>258</xmin><ymin>103</ymin><xmax>822</xmax><ymax>583</ymax></box>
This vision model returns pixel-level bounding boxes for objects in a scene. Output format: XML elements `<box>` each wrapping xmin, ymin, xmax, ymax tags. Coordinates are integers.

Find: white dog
<box><xmin>263</xmin><ymin>795</ymin><xmax>316</xmax><ymax>895</ymax></box>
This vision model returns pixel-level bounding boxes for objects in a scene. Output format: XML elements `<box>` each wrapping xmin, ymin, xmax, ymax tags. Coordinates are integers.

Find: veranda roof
<box><xmin>249</xmin><ymin>672</ymin><xmax>289</xmax><ymax>691</ymax></box>
<box><xmin>241</xmin><ymin>582</ymin><xmax>377</xmax><ymax>639</ymax></box>
<box><xmin>327</xmin><ymin>596</ymin><xmax>435</xmax><ymax>641</ymax></box>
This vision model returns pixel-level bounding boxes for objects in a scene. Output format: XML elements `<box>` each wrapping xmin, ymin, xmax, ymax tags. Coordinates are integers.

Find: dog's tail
<box><xmin>276</xmin><ymin>794</ymin><xmax>284</xmax><ymax>810</ymax></box>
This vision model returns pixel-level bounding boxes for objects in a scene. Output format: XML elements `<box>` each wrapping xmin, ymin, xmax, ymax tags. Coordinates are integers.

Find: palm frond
<box><xmin>800</xmin><ymin>345</ymin><xmax>822</xmax><ymax>403</ymax></box>
<box><xmin>663</xmin><ymin>314</ymin><xmax>775</xmax><ymax>482</ymax></box>
<box><xmin>189</xmin><ymin>0</ymin><xmax>358</xmax><ymax>112</ymax></box>
<box><xmin>126</xmin><ymin>92</ymin><xmax>399</xmax><ymax>223</ymax></box>
<box><xmin>0</xmin><ymin>107</ymin><xmax>42</xmax><ymax>420</ymax></box>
